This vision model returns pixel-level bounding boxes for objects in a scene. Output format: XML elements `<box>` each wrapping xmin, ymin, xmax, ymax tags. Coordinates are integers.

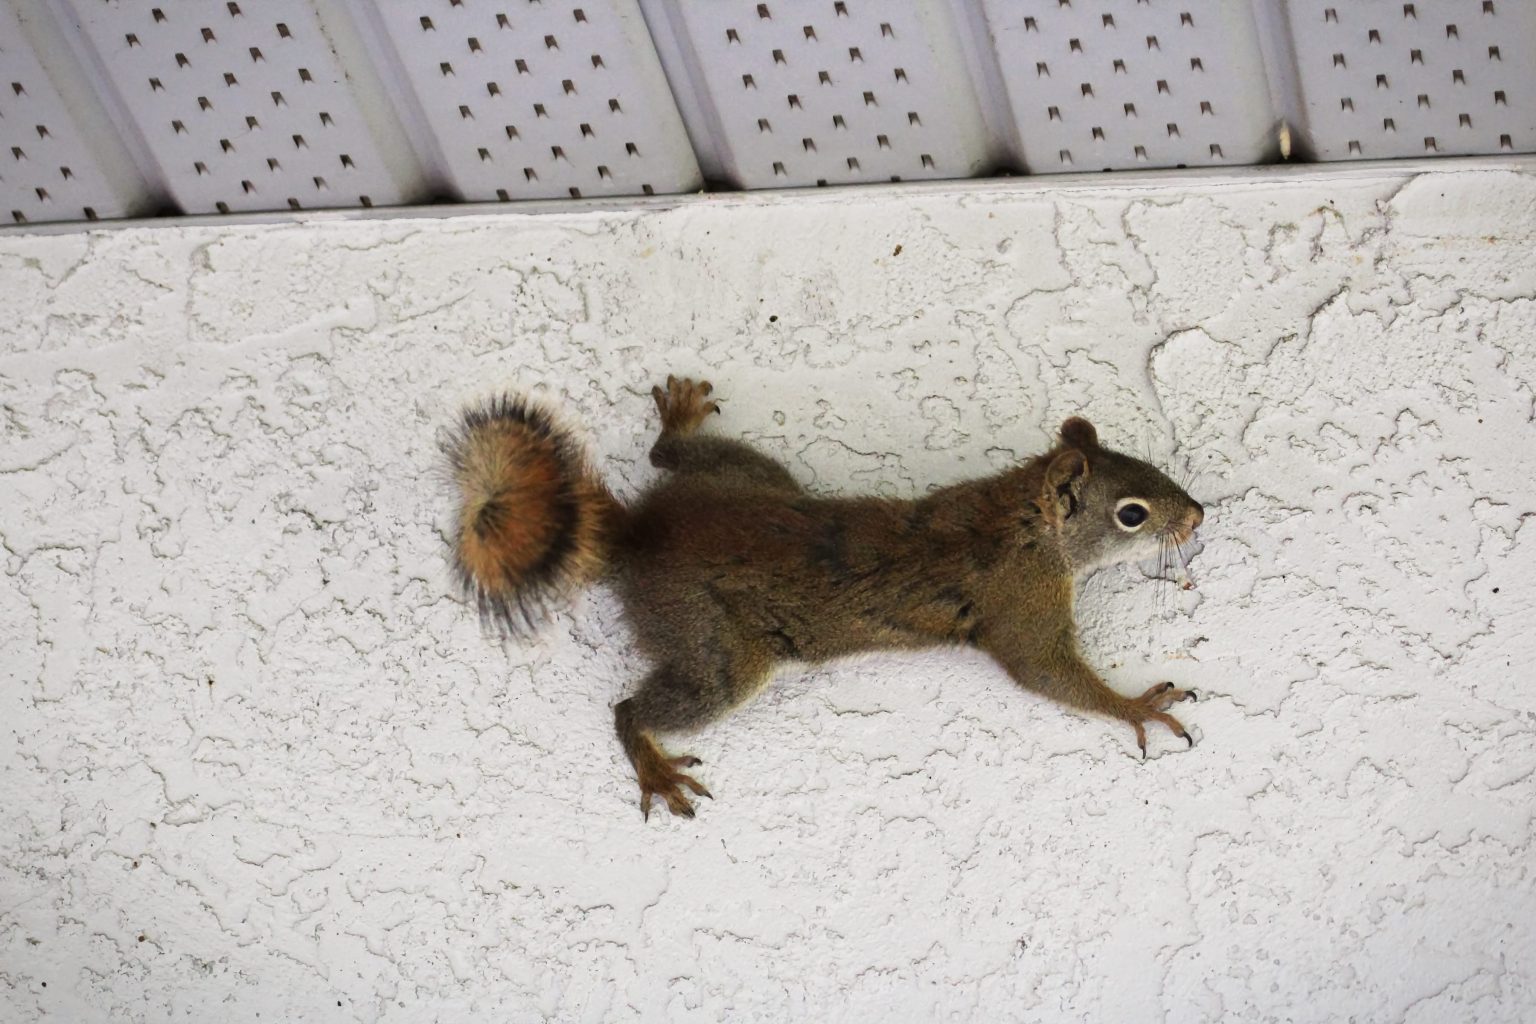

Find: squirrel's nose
<box><xmin>1187</xmin><ymin>502</ymin><xmax>1205</xmax><ymax>531</ymax></box>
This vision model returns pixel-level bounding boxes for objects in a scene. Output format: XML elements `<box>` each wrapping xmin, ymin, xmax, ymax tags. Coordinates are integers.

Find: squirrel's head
<box><xmin>1039</xmin><ymin>417</ymin><xmax>1204</xmax><ymax>576</ymax></box>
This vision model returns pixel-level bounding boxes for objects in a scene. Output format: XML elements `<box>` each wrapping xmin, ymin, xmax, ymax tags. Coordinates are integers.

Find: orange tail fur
<box><xmin>444</xmin><ymin>395</ymin><xmax>622</xmax><ymax>632</ymax></box>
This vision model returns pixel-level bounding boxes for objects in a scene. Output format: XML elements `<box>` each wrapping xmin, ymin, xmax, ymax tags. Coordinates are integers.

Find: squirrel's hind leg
<box><xmin>614</xmin><ymin>654</ymin><xmax>772</xmax><ymax>819</ymax></box>
<box><xmin>649</xmin><ymin>375</ymin><xmax>801</xmax><ymax>491</ymax></box>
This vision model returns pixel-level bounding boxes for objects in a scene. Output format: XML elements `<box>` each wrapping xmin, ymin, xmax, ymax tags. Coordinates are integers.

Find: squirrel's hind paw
<box><xmin>635</xmin><ymin>750</ymin><xmax>712</xmax><ymax>820</ymax></box>
<box><xmin>653</xmin><ymin>375</ymin><xmax>720</xmax><ymax>435</ymax></box>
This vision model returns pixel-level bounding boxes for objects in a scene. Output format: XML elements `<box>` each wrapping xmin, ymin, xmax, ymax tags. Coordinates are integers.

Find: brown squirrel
<box><xmin>447</xmin><ymin>377</ymin><xmax>1205</xmax><ymax>819</ymax></box>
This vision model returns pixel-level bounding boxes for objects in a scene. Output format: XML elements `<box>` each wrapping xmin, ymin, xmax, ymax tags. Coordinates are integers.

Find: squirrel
<box><xmin>446</xmin><ymin>376</ymin><xmax>1205</xmax><ymax>819</ymax></box>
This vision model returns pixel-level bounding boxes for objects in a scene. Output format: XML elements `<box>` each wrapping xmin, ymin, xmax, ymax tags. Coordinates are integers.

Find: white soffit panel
<box><xmin>355</xmin><ymin>0</ymin><xmax>700</xmax><ymax>201</ymax></box>
<box><xmin>640</xmin><ymin>0</ymin><xmax>992</xmax><ymax>188</ymax></box>
<box><xmin>1</xmin><ymin>5</ymin><xmax>148</xmax><ymax>224</ymax></box>
<box><xmin>978</xmin><ymin>0</ymin><xmax>1278</xmax><ymax>173</ymax></box>
<box><xmin>1277</xmin><ymin>0</ymin><xmax>1536</xmax><ymax>160</ymax></box>
<box><xmin>58</xmin><ymin>0</ymin><xmax>417</xmax><ymax>214</ymax></box>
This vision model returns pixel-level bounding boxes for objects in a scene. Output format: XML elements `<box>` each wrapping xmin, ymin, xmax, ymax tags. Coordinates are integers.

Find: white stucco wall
<box><xmin>2</xmin><ymin>161</ymin><xmax>1534</xmax><ymax>1023</ymax></box>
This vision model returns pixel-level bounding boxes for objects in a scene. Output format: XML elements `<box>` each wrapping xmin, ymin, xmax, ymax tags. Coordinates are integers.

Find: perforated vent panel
<box><xmin>1</xmin><ymin>10</ymin><xmax>141</xmax><ymax>224</ymax></box>
<box><xmin>1280</xmin><ymin>0</ymin><xmax>1536</xmax><ymax>160</ymax></box>
<box><xmin>642</xmin><ymin>0</ymin><xmax>991</xmax><ymax>187</ymax></box>
<box><xmin>1</xmin><ymin>0</ymin><xmax>1532</xmax><ymax>227</ymax></box>
<box><xmin>358</xmin><ymin>0</ymin><xmax>698</xmax><ymax>201</ymax></box>
<box><xmin>979</xmin><ymin>0</ymin><xmax>1278</xmax><ymax>171</ymax></box>
<box><xmin>61</xmin><ymin>0</ymin><xmax>413</xmax><ymax>213</ymax></box>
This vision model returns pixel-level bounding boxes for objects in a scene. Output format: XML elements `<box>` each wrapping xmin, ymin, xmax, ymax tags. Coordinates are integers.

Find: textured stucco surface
<box><xmin>2</xmin><ymin>164</ymin><xmax>1535</xmax><ymax>1022</ymax></box>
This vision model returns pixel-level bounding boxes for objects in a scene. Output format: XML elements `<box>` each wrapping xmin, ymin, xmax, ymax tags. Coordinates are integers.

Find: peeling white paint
<box><xmin>2</xmin><ymin>164</ymin><xmax>1535</xmax><ymax>1022</ymax></box>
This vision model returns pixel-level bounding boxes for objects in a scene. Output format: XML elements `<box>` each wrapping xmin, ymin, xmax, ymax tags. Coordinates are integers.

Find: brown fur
<box><xmin>445</xmin><ymin>395</ymin><xmax>621</xmax><ymax>633</ymax></box>
<box><xmin>450</xmin><ymin>377</ymin><xmax>1205</xmax><ymax>818</ymax></box>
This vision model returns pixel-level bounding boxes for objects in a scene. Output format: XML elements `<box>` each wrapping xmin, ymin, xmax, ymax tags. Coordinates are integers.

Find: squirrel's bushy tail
<box><xmin>445</xmin><ymin>394</ymin><xmax>622</xmax><ymax>633</ymax></box>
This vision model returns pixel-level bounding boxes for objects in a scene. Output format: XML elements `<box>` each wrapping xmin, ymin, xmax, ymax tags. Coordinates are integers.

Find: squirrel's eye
<box><xmin>1116</xmin><ymin>502</ymin><xmax>1149</xmax><ymax>530</ymax></box>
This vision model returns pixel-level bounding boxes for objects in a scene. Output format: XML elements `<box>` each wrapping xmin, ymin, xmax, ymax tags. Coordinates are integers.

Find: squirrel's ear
<box><xmin>1041</xmin><ymin>448</ymin><xmax>1090</xmax><ymax>525</ymax></box>
<box><xmin>1059</xmin><ymin>416</ymin><xmax>1099</xmax><ymax>451</ymax></box>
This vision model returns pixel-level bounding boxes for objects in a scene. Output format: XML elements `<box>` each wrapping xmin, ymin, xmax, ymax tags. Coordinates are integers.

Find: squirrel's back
<box><xmin>445</xmin><ymin>395</ymin><xmax>620</xmax><ymax>632</ymax></box>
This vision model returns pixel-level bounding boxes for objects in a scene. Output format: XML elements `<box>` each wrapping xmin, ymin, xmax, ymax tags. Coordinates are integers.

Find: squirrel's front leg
<box><xmin>979</xmin><ymin>612</ymin><xmax>1196</xmax><ymax>757</ymax></box>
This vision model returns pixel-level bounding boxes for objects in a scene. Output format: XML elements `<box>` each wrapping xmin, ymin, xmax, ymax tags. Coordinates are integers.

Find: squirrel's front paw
<box><xmin>652</xmin><ymin>375</ymin><xmax>720</xmax><ymax>435</ymax></box>
<box><xmin>1123</xmin><ymin>681</ymin><xmax>1198</xmax><ymax>758</ymax></box>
